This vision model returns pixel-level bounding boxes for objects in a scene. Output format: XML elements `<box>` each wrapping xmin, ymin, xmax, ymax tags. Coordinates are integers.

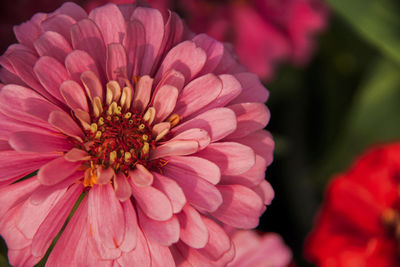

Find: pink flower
<box><xmin>0</xmin><ymin>2</ymin><xmax>274</xmax><ymax>266</ymax></box>
<box><xmin>177</xmin><ymin>0</ymin><xmax>329</xmax><ymax>80</ymax></box>
<box><xmin>227</xmin><ymin>230</ymin><xmax>292</xmax><ymax>267</ymax></box>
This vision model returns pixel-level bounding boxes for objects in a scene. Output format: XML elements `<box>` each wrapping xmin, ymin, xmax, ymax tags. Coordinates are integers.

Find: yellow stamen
<box><xmin>95</xmin><ymin>131</ymin><xmax>102</xmax><ymax>139</ymax></box>
<box><xmin>107</xmin><ymin>115</ymin><xmax>112</xmax><ymax>121</ymax></box>
<box><xmin>138</xmin><ymin>124</ymin><xmax>145</xmax><ymax>130</ymax></box>
<box><xmin>128</xmin><ymin>120</ymin><xmax>134</xmax><ymax>125</ymax></box>
<box><xmin>109</xmin><ymin>151</ymin><xmax>117</xmax><ymax>164</ymax></box>
<box><xmin>124</xmin><ymin>152</ymin><xmax>132</xmax><ymax>162</ymax></box>
<box><xmin>142</xmin><ymin>142</ymin><xmax>149</xmax><ymax>155</ymax></box>
<box><xmin>90</xmin><ymin>123</ymin><xmax>98</xmax><ymax>133</ymax></box>
<box><xmin>167</xmin><ymin>113</ymin><xmax>180</xmax><ymax>127</ymax></box>
<box><xmin>142</xmin><ymin>134</ymin><xmax>148</xmax><ymax>141</ymax></box>
<box><xmin>93</xmin><ymin>96</ymin><xmax>103</xmax><ymax>118</ymax></box>
<box><xmin>124</xmin><ymin>112</ymin><xmax>132</xmax><ymax>119</ymax></box>
<box><xmin>143</xmin><ymin>107</ymin><xmax>155</xmax><ymax>125</ymax></box>
<box><xmin>98</xmin><ymin>117</ymin><xmax>105</xmax><ymax>125</ymax></box>
<box><xmin>107</xmin><ymin>102</ymin><xmax>118</xmax><ymax>115</ymax></box>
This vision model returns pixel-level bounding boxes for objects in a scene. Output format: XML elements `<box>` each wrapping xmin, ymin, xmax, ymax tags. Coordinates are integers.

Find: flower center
<box><xmin>83</xmin><ymin>101</ymin><xmax>155</xmax><ymax>175</ymax></box>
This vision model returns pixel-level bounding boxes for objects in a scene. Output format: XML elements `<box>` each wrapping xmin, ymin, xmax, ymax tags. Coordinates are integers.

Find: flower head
<box><xmin>305</xmin><ymin>143</ymin><xmax>400</xmax><ymax>266</ymax></box>
<box><xmin>0</xmin><ymin>2</ymin><xmax>274</xmax><ymax>266</ymax></box>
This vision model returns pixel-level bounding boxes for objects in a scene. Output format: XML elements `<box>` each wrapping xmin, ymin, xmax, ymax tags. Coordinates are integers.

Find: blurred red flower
<box><xmin>305</xmin><ymin>143</ymin><xmax>400</xmax><ymax>266</ymax></box>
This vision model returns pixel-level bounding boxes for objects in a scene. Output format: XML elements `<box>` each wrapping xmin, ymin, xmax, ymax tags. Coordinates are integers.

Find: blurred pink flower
<box><xmin>178</xmin><ymin>0</ymin><xmax>329</xmax><ymax>80</ymax></box>
<box><xmin>227</xmin><ymin>230</ymin><xmax>292</xmax><ymax>267</ymax></box>
<box><xmin>0</xmin><ymin>2</ymin><xmax>274</xmax><ymax>266</ymax></box>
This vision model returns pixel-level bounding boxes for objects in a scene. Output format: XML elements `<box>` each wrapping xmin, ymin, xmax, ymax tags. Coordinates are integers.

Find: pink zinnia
<box><xmin>227</xmin><ymin>230</ymin><xmax>292</xmax><ymax>267</ymax></box>
<box><xmin>0</xmin><ymin>2</ymin><xmax>274</xmax><ymax>266</ymax></box>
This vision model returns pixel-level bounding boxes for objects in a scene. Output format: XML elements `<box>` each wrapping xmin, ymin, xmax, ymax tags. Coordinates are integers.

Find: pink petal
<box><xmin>97</xmin><ymin>167</ymin><xmax>115</xmax><ymax>184</ymax></box>
<box><xmin>128</xmin><ymin>164</ymin><xmax>153</xmax><ymax>187</ymax></box>
<box><xmin>155</xmin><ymin>41</ymin><xmax>207</xmax><ymax>85</ymax></box>
<box><xmin>64</xmin><ymin>148</ymin><xmax>91</xmax><ymax>162</ymax></box>
<box><xmin>0</xmin><ymin>177</ymin><xmax>39</xmax><ymax>218</ymax></box>
<box><xmin>31</xmin><ymin>183</ymin><xmax>83</xmax><ymax>258</ymax></box>
<box><xmin>13</xmin><ymin>13</ymin><xmax>45</xmax><ymax>50</ymax></box>
<box><xmin>80</xmin><ymin>70</ymin><xmax>104</xmax><ymax>102</ymax></box>
<box><xmin>198</xmin><ymin>216</ymin><xmax>231</xmax><ymax>260</ymax></box>
<box><xmin>213</xmin><ymin>44</ymin><xmax>246</xmax><ymax>75</ymax></box>
<box><xmin>130</xmin><ymin>181</ymin><xmax>173</xmax><ymax>221</ymax></box>
<box><xmin>71</xmin><ymin>19</ymin><xmax>106</xmax><ymax>74</ymax></box>
<box><xmin>0</xmin><ymin>151</ymin><xmax>56</xmax><ymax>184</ymax></box>
<box><xmin>212</xmin><ymin>185</ymin><xmax>264</xmax><ymax>228</ymax></box>
<box><xmin>163</xmin><ymin>165</ymin><xmax>223</xmax><ymax>212</ymax></box>
<box><xmin>9</xmin><ymin>131</ymin><xmax>72</xmax><ymax>153</ymax></box>
<box><xmin>172</xmin><ymin>107</ymin><xmax>236</xmax><ymax>142</ymax></box>
<box><xmin>106</xmin><ymin>43</ymin><xmax>127</xmax><ymax>82</ymax></box>
<box><xmin>165</xmin><ymin>156</ymin><xmax>220</xmax><ymax>185</ymax></box>
<box><xmin>89</xmin><ymin>3</ymin><xmax>126</xmax><ymax>45</ymax></box>
<box><xmin>30</xmin><ymin>171</ymin><xmax>84</xmax><ymax>205</ymax></box>
<box><xmin>230</xmin><ymin>73</ymin><xmax>269</xmax><ymax>104</ymax></box>
<box><xmin>177</xmin><ymin>204</ymin><xmax>209</xmax><ymax>249</ymax></box>
<box><xmin>221</xmin><ymin>155</ymin><xmax>268</xmax><ymax>187</ymax></box>
<box><xmin>34</xmin><ymin>56</ymin><xmax>70</xmax><ymax>103</ymax></box>
<box><xmin>152</xmin><ymin>172</ymin><xmax>186</xmax><ymax>213</ymax></box>
<box><xmin>169</xmin><ymin>128</ymin><xmax>210</xmax><ymax>150</ymax></box>
<box><xmin>114</xmin><ymin>173</ymin><xmax>132</xmax><ymax>201</ymax></box>
<box><xmin>8</xmin><ymin>247</ymin><xmax>41</xmax><ymax>267</ymax></box>
<box><xmin>124</xmin><ymin>20</ymin><xmax>145</xmax><ymax>78</ymax></box>
<box><xmin>192</xmin><ymin>34</ymin><xmax>224</xmax><ymax>75</ymax></box>
<box><xmin>65</xmin><ymin>50</ymin><xmax>100</xmax><ymax>83</ymax></box>
<box><xmin>138</xmin><ymin>208</ymin><xmax>180</xmax><ymax>246</ymax></box>
<box><xmin>131</xmin><ymin>7</ymin><xmax>164</xmax><ymax>75</ymax></box>
<box><xmin>252</xmin><ymin>180</ymin><xmax>275</xmax><ymax>205</ymax></box>
<box><xmin>226</xmin><ymin>103</ymin><xmax>270</xmax><ymax>139</ymax></box>
<box><xmin>145</xmin><ymin>235</ymin><xmax>176</xmax><ymax>267</ymax></box>
<box><xmin>119</xmin><ymin>200</ymin><xmax>138</xmax><ymax>252</ymax></box>
<box><xmin>47</xmin><ymin>196</ymin><xmax>89</xmax><ymax>265</ymax></box>
<box><xmin>0</xmin><ymin>50</ymin><xmax>58</xmax><ymax>103</ymax></box>
<box><xmin>34</xmin><ymin>31</ymin><xmax>72</xmax><ymax>63</ymax></box>
<box><xmin>150</xmin><ymin>140</ymin><xmax>199</xmax><ymax>160</ymax></box>
<box><xmin>155</xmin><ymin>69</ymin><xmax>185</xmax><ymax>94</ymax></box>
<box><xmin>16</xmin><ymin>188</ymin><xmax>65</xmax><ymax>239</ymax></box>
<box><xmin>0</xmin><ymin>111</ymin><xmax>51</xmax><ymax>141</ymax></box>
<box><xmin>0</xmin><ymin>206</ymin><xmax>32</xmax><ymax>251</ymax></box>
<box><xmin>48</xmin><ymin>110</ymin><xmax>84</xmax><ymax>140</ymax></box>
<box><xmin>152</xmin><ymin>122</ymin><xmax>171</xmax><ymax>141</ymax></box>
<box><xmin>41</xmin><ymin>14</ymin><xmax>76</xmax><ymax>43</ymax></box>
<box><xmin>60</xmin><ymin>80</ymin><xmax>89</xmax><ymax>112</ymax></box>
<box><xmin>38</xmin><ymin>156</ymin><xmax>81</xmax><ymax>186</ymax></box>
<box><xmin>132</xmin><ymin>75</ymin><xmax>153</xmax><ymax>112</ymax></box>
<box><xmin>196</xmin><ymin>142</ymin><xmax>255</xmax><ymax>175</ymax></box>
<box><xmin>53</xmin><ymin>2</ymin><xmax>87</xmax><ymax>21</ymax></box>
<box><xmin>117</xmin><ymin>227</ymin><xmax>150</xmax><ymax>266</ymax></box>
<box><xmin>22</xmin><ymin>97</ymin><xmax>64</xmax><ymax>123</ymax></box>
<box><xmin>152</xmin><ymin>84</ymin><xmax>179</xmax><ymax>123</ymax></box>
<box><xmin>191</xmin><ymin>74</ymin><xmax>242</xmax><ymax>117</ymax></box>
<box><xmin>233</xmin><ymin>130</ymin><xmax>274</xmax><ymax>167</ymax></box>
<box><xmin>174</xmin><ymin>74</ymin><xmax>222</xmax><ymax>119</ymax></box>
<box><xmin>88</xmin><ymin>184</ymin><xmax>125</xmax><ymax>249</ymax></box>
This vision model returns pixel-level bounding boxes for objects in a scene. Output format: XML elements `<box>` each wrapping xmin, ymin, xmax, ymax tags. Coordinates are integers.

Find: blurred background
<box><xmin>1</xmin><ymin>0</ymin><xmax>400</xmax><ymax>266</ymax></box>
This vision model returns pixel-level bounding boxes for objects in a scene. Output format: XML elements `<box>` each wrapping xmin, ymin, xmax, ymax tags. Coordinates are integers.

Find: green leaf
<box><xmin>316</xmin><ymin>58</ymin><xmax>400</xmax><ymax>185</ymax></box>
<box><xmin>327</xmin><ymin>0</ymin><xmax>400</xmax><ymax>65</ymax></box>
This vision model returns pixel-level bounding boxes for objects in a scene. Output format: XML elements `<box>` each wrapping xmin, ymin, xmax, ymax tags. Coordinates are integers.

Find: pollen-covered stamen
<box><xmin>83</xmin><ymin>103</ymin><xmax>156</xmax><ymax>175</ymax></box>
